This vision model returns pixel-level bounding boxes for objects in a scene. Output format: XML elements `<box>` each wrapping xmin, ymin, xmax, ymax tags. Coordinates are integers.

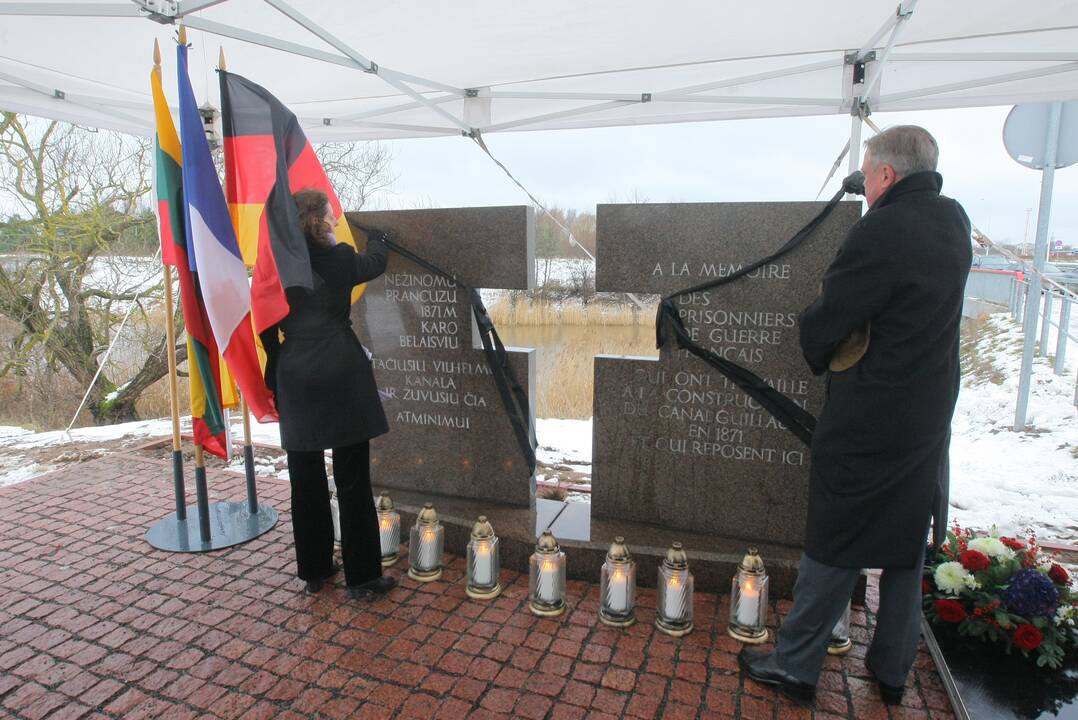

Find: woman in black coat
<box><xmin>261</xmin><ymin>189</ymin><xmax>396</xmax><ymax>599</ymax></box>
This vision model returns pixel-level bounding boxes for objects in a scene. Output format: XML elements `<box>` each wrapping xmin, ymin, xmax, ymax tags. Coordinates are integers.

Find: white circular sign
<box><xmin>1003</xmin><ymin>101</ymin><xmax>1078</xmax><ymax>170</ymax></box>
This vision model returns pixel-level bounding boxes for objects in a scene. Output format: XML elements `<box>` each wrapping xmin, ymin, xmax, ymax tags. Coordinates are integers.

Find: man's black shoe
<box><xmin>347</xmin><ymin>575</ymin><xmax>398</xmax><ymax>599</ymax></box>
<box><xmin>737</xmin><ymin>648</ymin><xmax>816</xmax><ymax>704</ymax></box>
<box><xmin>864</xmin><ymin>658</ymin><xmax>905</xmax><ymax>705</ymax></box>
<box><xmin>303</xmin><ymin>563</ymin><xmax>341</xmax><ymax>594</ymax></box>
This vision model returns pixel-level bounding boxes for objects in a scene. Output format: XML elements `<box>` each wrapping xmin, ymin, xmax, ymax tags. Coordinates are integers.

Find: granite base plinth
<box><xmin>373</xmin><ymin>485</ymin><xmax>865</xmax><ymax>602</ymax></box>
<box><xmin>924</xmin><ymin>619</ymin><xmax>1078</xmax><ymax>720</ymax></box>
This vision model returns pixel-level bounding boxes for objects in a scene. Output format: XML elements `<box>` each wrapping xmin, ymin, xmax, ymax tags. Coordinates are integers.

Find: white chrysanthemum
<box><xmin>1056</xmin><ymin>605</ymin><xmax>1076</xmax><ymax>627</ymax></box>
<box><xmin>967</xmin><ymin>537</ymin><xmax>1014</xmax><ymax>560</ymax></box>
<box><xmin>963</xmin><ymin>574</ymin><xmax>981</xmax><ymax>591</ymax></box>
<box><xmin>935</xmin><ymin>562</ymin><xmax>971</xmax><ymax>595</ymax></box>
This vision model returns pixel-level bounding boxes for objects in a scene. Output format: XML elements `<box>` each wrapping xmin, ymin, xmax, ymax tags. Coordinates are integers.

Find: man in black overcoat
<box><xmin>740</xmin><ymin>125</ymin><xmax>972</xmax><ymax>705</ymax></box>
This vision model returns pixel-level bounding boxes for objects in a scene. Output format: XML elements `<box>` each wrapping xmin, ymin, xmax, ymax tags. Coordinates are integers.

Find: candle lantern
<box><xmin>656</xmin><ymin>542</ymin><xmax>694</xmax><ymax>636</ymax></box>
<box><xmin>599</xmin><ymin>536</ymin><xmax>636</xmax><ymax>627</ymax></box>
<box><xmin>376</xmin><ymin>493</ymin><xmax>400</xmax><ymax>567</ymax></box>
<box><xmin>528</xmin><ymin>530</ymin><xmax>566</xmax><ymax>616</ymax></box>
<box><xmin>466</xmin><ymin>516</ymin><xmax>502</xmax><ymax>600</ymax></box>
<box><xmin>728</xmin><ymin>547</ymin><xmax>769</xmax><ymax>644</ymax></box>
<box><xmin>827</xmin><ymin>601</ymin><xmax>853</xmax><ymax>655</ymax></box>
<box><xmin>407</xmin><ymin>503</ymin><xmax>444</xmax><ymax>582</ymax></box>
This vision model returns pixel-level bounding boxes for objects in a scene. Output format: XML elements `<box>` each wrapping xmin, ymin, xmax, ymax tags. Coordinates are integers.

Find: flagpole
<box><xmin>164</xmin><ymin>269</ymin><xmax>187</xmax><ymax>520</ymax></box>
<box><xmin>193</xmin><ymin>442</ymin><xmax>212</xmax><ymax>543</ymax></box>
<box><xmin>155</xmin><ymin>39</ymin><xmax>187</xmax><ymax>523</ymax></box>
<box><xmin>240</xmin><ymin>396</ymin><xmax>259</xmax><ymax>514</ymax></box>
<box><xmin>218</xmin><ymin>44</ymin><xmax>259</xmax><ymax>517</ymax></box>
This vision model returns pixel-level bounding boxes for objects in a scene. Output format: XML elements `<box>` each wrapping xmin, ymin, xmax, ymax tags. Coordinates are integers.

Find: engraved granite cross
<box><xmin>591</xmin><ymin>201</ymin><xmax>860</xmax><ymax>545</ymax></box>
<box><xmin>348</xmin><ymin>206</ymin><xmax>536</xmax><ymax>507</ymax></box>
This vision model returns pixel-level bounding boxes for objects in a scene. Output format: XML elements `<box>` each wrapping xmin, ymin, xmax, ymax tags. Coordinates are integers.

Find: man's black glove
<box><xmin>842</xmin><ymin>170</ymin><xmax>866</xmax><ymax>196</ymax></box>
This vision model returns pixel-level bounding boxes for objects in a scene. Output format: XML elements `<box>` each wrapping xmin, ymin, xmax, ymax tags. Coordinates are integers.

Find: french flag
<box><xmin>177</xmin><ymin>43</ymin><xmax>277</xmax><ymax>423</ymax></box>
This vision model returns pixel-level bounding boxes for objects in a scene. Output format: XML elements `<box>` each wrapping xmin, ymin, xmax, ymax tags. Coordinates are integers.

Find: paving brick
<box><xmin>0</xmin><ymin>456</ymin><xmax>944</xmax><ymax>720</ymax></box>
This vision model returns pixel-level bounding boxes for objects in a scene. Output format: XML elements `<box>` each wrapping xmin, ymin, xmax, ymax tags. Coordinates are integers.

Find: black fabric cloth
<box><xmin>799</xmin><ymin>171</ymin><xmax>972</xmax><ymax>569</ymax></box>
<box><xmin>287</xmin><ymin>442</ymin><xmax>383</xmax><ymax>586</ymax></box>
<box><xmin>261</xmin><ymin>236</ymin><xmax>389</xmax><ymax>451</ymax></box>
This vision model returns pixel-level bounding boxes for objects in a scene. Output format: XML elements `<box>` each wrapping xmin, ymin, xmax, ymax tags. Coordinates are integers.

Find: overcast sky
<box><xmin>371</xmin><ymin>104</ymin><xmax>1077</xmax><ymax>249</ymax></box>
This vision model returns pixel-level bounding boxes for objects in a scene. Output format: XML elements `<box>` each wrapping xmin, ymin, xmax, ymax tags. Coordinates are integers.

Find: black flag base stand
<box><xmin>146</xmin><ymin>444</ymin><xmax>278</xmax><ymax>553</ymax></box>
<box><xmin>145</xmin><ymin>500</ymin><xmax>278</xmax><ymax>552</ymax></box>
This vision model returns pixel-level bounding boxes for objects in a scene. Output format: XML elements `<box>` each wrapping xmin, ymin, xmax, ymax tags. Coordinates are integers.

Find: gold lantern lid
<box><xmin>471</xmin><ymin>515</ymin><xmax>495</xmax><ymax>540</ymax></box>
<box><xmin>738</xmin><ymin>547</ymin><xmax>766</xmax><ymax>575</ymax></box>
<box><xmin>376</xmin><ymin>493</ymin><xmax>394</xmax><ymax>512</ymax></box>
<box><xmin>535</xmin><ymin>529</ymin><xmax>560</xmax><ymax>554</ymax></box>
<box><xmin>417</xmin><ymin>502</ymin><xmax>439</xmax><ymax>526</ymax></box>
<box><xmin>664</xmin><ymin>541</ymin><xmax>688</xmax><ymax>569</ymax></box>
<box><xmin>606</xmin><ymin>536</ymin><xmax>632</xmax><ymax>563</ymax></box>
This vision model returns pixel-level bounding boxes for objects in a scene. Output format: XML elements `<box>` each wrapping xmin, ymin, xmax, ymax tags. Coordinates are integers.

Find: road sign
<box><xmin>1003</xmin><ymin>101</ymin><xmax>1078</xmax><ymax>170</ymax></box>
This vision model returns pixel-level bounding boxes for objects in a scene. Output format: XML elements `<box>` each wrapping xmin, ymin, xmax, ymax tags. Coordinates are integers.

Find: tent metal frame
<box><xmin>2</xmin><ymin>0</ymin><xmax>1078</xmax><ymax>140</ymax></box>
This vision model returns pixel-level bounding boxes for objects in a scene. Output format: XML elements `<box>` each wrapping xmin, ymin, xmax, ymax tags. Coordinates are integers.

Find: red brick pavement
<box><xmin>0</xmin><ymin>452</ymin><xmax>957</xmax><ymax>719</ymax></box>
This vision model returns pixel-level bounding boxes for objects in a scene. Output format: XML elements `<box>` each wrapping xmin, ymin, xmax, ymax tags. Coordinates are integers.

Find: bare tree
<box><xmin>0</xmin><ymin>115</ymin><xmax>395</xmax><ymax>428</ymax></box>
<box><xmin>0</xmin><ymin>112</ymin><xmax>181</xmax><ymax>425</ymax></box>
<box><xmin>315</xmin><ymin>141</ymin><xmax>395</xmax><ymax>210</ymax></box>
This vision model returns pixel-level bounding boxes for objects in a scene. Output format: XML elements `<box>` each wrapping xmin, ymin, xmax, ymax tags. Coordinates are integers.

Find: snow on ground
<box><xmin>536</xmin><ymin>418</ymin><xmax>591</xmax><ymax>469</ymax></box>
<box><xmin>949</xmin><ymin>311</ymin><xmax>1078</xmax><ymax>542</ymax></box>
<box><xmin>0</xmin><ymin>418</ymin><xmax>177</xmax><ymax>487</ymax></box>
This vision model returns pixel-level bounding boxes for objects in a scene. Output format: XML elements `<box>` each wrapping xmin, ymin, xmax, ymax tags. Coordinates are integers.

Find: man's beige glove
<box><xmin>829</xmin><ymin>322</ymin><xmax>870</xmax><ymax>372</ymax></box>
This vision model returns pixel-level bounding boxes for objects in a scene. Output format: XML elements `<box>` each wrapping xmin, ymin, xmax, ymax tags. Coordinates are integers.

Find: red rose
<box><xmin>1048</xmin><ymin>563</ymin><xmax>1070</xmax><ymax>586</ymax></box>
<box><xmin>959</xmin><ymin>550</ymin><xmax>991</xmax><ymax>572</ymax></box>
<box><xmin>935</xmin><ymin>599</ymin><xmax>967</xmax><ymax>623</ymax></box>
<box><xmin>1000</xmin><ymin>537</ymin><xmax>1026</xmax><ymax>551</ymax></box>
<box><xmin>1012</xmin><ymin>623</ymin><xmax>1043</xmax><ymax>651</ymax></box>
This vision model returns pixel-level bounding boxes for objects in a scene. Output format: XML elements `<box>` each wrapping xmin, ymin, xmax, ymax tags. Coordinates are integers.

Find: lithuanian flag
<box><xmin>151</xmin><ymin>59</ymin><xmax>229</xmax><ymax>459</ymax></box>
<box><xmin>219</xmin><ymin>70</ymin><xmax>366</xmax><ymax>335</ymax></box>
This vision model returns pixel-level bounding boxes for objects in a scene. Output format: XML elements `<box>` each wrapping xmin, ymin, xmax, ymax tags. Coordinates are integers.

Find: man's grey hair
<box><xmin>863</xmin><ymin>125</ymin><xmax>938</xmax><ymax>178</ymax></box>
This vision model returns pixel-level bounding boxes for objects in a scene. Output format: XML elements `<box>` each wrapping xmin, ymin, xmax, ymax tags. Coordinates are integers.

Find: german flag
<box><xmin>151</xmin><ymin>60</ymin><xmax>229</xmax><ymax>459</ymax></box>
<box><xmin>219</xmin><ymin>70</ymin><xmax>366</xmax><ymax>335</ymax></box>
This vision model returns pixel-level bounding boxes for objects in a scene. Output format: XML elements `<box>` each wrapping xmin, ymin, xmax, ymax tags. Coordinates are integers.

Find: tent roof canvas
<box><xmin>1</xmin><ymin>0</ymin><xmax>1077</xmax><ymax>140</ymax></box>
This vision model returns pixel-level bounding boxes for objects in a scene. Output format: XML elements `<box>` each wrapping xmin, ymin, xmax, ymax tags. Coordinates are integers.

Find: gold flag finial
<box><xmin>218</xmin><ymin>46</ymin><xmax>227</xmax><ymax>72</ymax></box>
<box><xmin>153</xmin><ymin>38</ymin><xmax>161</xmax><ymax>69</ymax></box>
<box><xmin>178</xmin><ymin>24</ymin><xmax>188</xmax><ymax>46</ymax></box>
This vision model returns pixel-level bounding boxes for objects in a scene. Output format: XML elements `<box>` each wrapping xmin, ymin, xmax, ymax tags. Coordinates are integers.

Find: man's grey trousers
<box><xmin>774</xmin><ymin>544</ymin><xmax>926</xmax><ymax>688</ymax></box>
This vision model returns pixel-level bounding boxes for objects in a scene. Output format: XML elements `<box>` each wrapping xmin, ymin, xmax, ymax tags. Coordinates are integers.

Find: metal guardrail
<box><xmin>1006</xmin><ymin>275</ymin><xmax>1078</xmax><ymax>408</ymax></box>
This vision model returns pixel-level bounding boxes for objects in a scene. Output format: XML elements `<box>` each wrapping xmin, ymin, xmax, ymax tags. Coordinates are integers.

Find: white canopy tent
<box><xmin>1</xmin><ymin>0</ymin><xmax>1077</xmax><ymax>150</ymax></box>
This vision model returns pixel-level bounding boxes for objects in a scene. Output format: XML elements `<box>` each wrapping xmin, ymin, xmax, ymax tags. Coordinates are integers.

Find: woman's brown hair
<box><xmin>293</xmin><ymin>188</ymin><xmax>333</xmax><ymax>248</ymax></box>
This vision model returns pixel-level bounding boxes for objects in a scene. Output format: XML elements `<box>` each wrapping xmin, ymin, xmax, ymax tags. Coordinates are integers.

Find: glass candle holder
<box><xmin>827</xmin><ymin>601</ymin><xmax>853</xmax><ymax>655</ymax></box>
<box><xmin>407</xmin><ymin>503</ymin><xmax>443</xmax><ymax>582</ymax></box>
<box><xmin>528</xmin><ymin>530</ymin><xmax>566</xmax><ymax>616</ymax></box>
<box><xmin>728</xmin><ymin>547</ymin><xmax>769</xmax><ymax>644</ymax></box>
<box><xmin>466</xmin><ymin>515</ymin><xmax>502</xmax><ymax>600</ymax></box>
<box><xmin>599</xmin><ymin>536</ymin><xmax>636</xmax><ymax>627</ymax></box>
<box><xmin>656</xmin><ymin>542</ymin><xmax>694</xmax><ymax>637</ymax></box>
<box><xmin>376</xmin><ymin>493</ymin><xmax>400</xmax><ymax>567</ymax></box>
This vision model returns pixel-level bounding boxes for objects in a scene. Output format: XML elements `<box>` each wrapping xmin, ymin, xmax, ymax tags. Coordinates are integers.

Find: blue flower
<box><xmin>1001</xmin><ymin>569</ymin><xmax>1060</xmax><ymax>619</ymax></box>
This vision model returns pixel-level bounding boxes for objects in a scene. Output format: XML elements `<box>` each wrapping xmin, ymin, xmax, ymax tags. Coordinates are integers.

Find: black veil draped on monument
<box><xmin>655</xmin><ymin>171</ymin><xmax>865</xmax><ymax>447</ymax></box>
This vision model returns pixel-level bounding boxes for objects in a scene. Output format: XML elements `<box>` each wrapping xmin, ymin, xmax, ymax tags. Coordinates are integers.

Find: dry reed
<box><xmin>489</xmin><ymin>296</ymin><xmax>655</xmax><ymax>327</ymax></box>
<box><xmin>537</xmin><ymin>330</ymin><xmax>656</xmax><ymax>420</ymax></box>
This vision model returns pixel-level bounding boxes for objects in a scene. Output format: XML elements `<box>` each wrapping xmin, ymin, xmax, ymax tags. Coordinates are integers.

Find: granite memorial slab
<box><xmin>347</xmin><ymin>207</ymin><xmax>536</xmax><ymax>506</ymax></box>
<box><xmin>925</xmin><ymin>621</ymin><xmax>1078</xmax><ymax>720</ymax></box>
<box><xmin>592</xmin><ymin>201</ymin><xmax>861</xmax><ymax>544</ymax></box>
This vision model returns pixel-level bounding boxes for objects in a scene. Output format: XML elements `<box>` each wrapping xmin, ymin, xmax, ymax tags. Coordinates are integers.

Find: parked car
<box><xmin>970</xmin><ymin>255</ymin><xmax>1022</xmax><ymax>272</ymax></box>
